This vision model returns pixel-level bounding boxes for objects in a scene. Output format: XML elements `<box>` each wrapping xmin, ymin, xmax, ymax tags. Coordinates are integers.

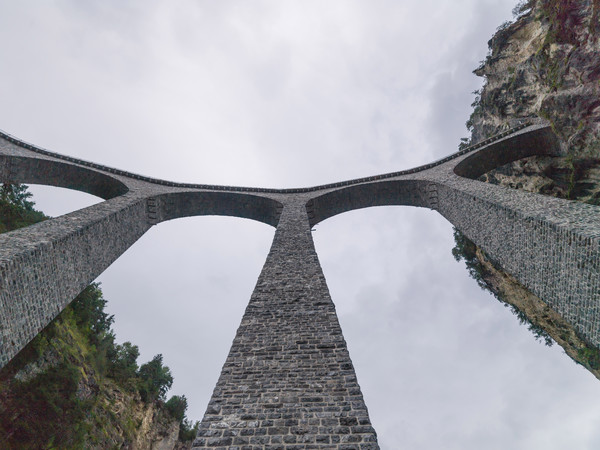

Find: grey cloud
<box><xmin>3</xmin><ymin>1</ymin><xmax>600</xmax><ymax>448</ymax></box>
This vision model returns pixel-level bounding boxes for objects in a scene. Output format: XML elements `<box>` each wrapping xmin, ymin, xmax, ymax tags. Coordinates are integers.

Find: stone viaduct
<box><xmin>0</xmin><ymin>120</ymin><xmax>599</xmax><ymax>449</ymax></box>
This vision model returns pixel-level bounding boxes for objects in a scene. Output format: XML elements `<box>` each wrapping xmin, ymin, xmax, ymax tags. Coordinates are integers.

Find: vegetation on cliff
<box><xmin>0</xmin><ymin>184</ymin><xmax>198</xmax><ymax>448</ymax></box>
<box><xmin>452</xmin><ymin>228</ymin><xmax>554</xmax><ymax>346</ymax></box>
<box><xmin>453</xmin><ymin>0</ymin><xmax>600</xmax><ymax>376</ymax></box>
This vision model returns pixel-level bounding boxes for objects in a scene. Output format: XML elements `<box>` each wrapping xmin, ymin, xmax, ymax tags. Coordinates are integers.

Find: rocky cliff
<box><xmin>461</xmin><ymin>0</ymin><xmax>600</xmax><ymax>376</ymax></box>
<box><xmin>0</xmin><ymin>285</ymin><xmax>193</xmax><ymax>449</ymax></box>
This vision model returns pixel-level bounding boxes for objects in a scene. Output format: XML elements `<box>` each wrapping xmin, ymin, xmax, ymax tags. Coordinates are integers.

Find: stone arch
<box><xmin>306</xmin><ymin>179</ymin><xmax>434</xmax><ymax>227</ymax></box>
<box><xmin>0</xmin><ymin>155</ymin><xmax>129</xmax><ymax>199</ymax></box>
<box><xmin>151</xmin><ymin>191</ymin><xmax>283</xmax><ymax>228</ymax></box>
<box><xmin>452</xmin><ymin>125</ymin><xmax>561</xmax><ymax>179</ymax></box>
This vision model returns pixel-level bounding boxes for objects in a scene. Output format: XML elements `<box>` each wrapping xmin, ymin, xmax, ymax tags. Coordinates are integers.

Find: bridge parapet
<box><xmin>0</xmin><ymin>119</ymin><xmax>545</xmax><ymax>196</ymax></box>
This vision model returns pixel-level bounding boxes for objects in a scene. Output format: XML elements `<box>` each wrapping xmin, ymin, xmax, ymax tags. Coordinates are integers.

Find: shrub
<box><xmin>138</xmin><ymin>354</ymin><xmax>173</xmax><ymax>402</ymax></box>
<box><xmin>166</xmin><ymin>394</ymin><xmax>188</xmax><ymax>422</ymax></box>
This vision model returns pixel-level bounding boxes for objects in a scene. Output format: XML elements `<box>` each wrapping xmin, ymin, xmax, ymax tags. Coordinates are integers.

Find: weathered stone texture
<box><xmin>433</xmin><ymin>177</ymin><xmax>600</xmax><ymax>344</ymax></box>
<box><xmin>193</xmin><ymin>200</ymin><xmax>377</xmax><ymax>449</ymax></box>
<box><xmin>0</xmin><ymin>194</ymin><xmax>151</xmax><ymax>367</ymax></box>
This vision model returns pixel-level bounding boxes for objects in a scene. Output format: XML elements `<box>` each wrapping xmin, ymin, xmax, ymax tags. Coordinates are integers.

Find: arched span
<box><xmin>0</xmin><ymin>155</ymin><xmax>129</xmax><ymax>199</ymax></box>
<box><xmin>152</xmin><ymin>191</ymin><xmax>283</xmax><ymax>228</ymax></box>
<box><xmin>307</xmin><ymin>179</ymin><xmax>434</xmax><ymax>227</ymax></box>
<box><xmin>453</xmin><ymin>125</ymin><xmax>561</xmax><ymax>179</ymax></box>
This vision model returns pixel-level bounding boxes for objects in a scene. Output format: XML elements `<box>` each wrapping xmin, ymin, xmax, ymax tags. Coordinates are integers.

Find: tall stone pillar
<box><xmin>193</xmin><ymin>199</ymin><xmax>378</xmax><ymax>449</ymax></box>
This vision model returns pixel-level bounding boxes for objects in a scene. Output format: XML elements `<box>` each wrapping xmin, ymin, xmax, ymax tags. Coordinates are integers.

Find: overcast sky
<box><xmin>2</xmin><ymin>1</ymin><xmax>600</xmax><ymax>449</ymax></box>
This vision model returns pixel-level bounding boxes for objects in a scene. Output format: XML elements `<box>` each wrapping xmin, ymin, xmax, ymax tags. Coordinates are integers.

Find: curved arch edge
<box><xmin>149</xmin><ymin>191</ymin><xmax>284</xmax><ymax>228</ymax></box>
<box><xmin>306</xmin><ymin>179</ymin><xmax>436</xmax><ymax>227</ymax></box>
<box><xmin>1</xmin><ymin>155</ymin><xmax>129</xmax><ymax>200</ymax></box>
<box><xmin>453</xmin><ymin>126</ymin><xmax>562</xmax><ymax>180</ymax></box>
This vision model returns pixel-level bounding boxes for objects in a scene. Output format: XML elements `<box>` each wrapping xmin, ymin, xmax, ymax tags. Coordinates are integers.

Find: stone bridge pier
<box><xmin>194</xmin><ymin>198</ymin><xmax>377</xmax><ymax>448</ymax></box>
<box><xmin>0</xmin><ymin>119</ymin><xmax>599</xmax><ymax>448</ymax></box>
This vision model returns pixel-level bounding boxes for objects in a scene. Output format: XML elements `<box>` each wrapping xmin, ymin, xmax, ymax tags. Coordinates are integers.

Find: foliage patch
<box><xmin>452</xmin><ymin>228</ymin><xmax>553</xmax><ymax>346</ymax></box>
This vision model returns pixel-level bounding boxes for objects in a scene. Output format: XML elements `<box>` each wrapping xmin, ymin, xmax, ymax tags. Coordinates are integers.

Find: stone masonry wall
<box><xmin>0</xmin><ymin>194</ymin><xmax>151</xmax><ymax>367</ymax></box>
<box><xmin>433</xmin><ymin>174</ymin><xmax>600</xmax><ymax>345</ymax></box>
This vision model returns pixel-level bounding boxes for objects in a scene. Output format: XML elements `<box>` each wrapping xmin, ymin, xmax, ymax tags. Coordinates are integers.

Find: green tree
<box><xmin>138</xmin><ymin>354</ymin><xmax>173</xmax><ymax>402</ymax></box>
<box><xmin>165</xmin><ymin>394</ymin><xmax>188</xmax><ymax>422</ymax></box>
<box><xmin>0</xmin><ymin>183</ymin><xmax>46</xmax><ymax>232</ymax></box>
<box><xmin>179</xmin><ymin>418</ymin><xmax>200</xmax><ymax>441</ymax></box>
<box><xmin>70</xmin><ymin>283</ymin><xmax>115</xmax><ymax>341</ymax></box>
<box><xmin>107</xmin><ymin>341</ymin><xmax>140</xmax><ymax>383</ymax></box>
<box><xmin>1</xmin><ymin>362</ymin><xmax>91</xmax><ymax>448</ymax></box>
<box><xmin>165</xmin><ymin>394</ymin><xmax>199</xmax><ymax>441</ymax></box>
<box><xmin>451</xmin><ymin>227</ymin><xmax>488</xmax><ymax>290</ymax></box>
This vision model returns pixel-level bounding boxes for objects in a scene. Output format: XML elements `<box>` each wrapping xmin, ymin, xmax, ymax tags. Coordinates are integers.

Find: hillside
<box><xmin>454</xmin><ymin>0</ymin><xmax>600</xmax><ymax>376</ymax></box>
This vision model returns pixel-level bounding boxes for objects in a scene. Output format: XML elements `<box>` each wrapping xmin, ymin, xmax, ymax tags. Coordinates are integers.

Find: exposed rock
<box><xmin>86</xmin><ymin>381</ymin><xmax>184</xmax><ymax>449</ymax></box>
<box><xmin>134</xmin><ymin>405</ymin><xmax>180</xmax><ymax>450</ymax></box>
<box><xmin>0</xmin><ymin>304</ymin><xmax>189</xmax><ymax>449</ymax></box>
<box><xmin>471</xmin><ymin>0</ymin><xmax>600</xmax><ymax>155</ymax></box>
<box><xmin>466</xmin><ymin>0</ymin><xmax>600</xmax><ymax>372</ymax></box>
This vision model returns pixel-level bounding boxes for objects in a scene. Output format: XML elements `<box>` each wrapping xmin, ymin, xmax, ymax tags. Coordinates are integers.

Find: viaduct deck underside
<box><xmin>0</xmin><ymin>120</ymin><xmax>598</xmax><ymax>449</ymax></box>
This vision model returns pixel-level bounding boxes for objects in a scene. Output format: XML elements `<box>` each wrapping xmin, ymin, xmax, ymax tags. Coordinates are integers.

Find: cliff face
<box><xmin>472</xmin><ymin>0</ymin><xmax>600</xmax><ymax>153</ymax></box>
<box><xmin>471</xmin><ymin>0</ymin><xmax>600</xmax><ymax>204</ymax></box>
<box><xmin>463</xmin><ymin>0</ymin><xmax>600</xmax><ymax>375</ymax></box>
<box><xmin>0</xmin><ymin>298</ymin><xmax>188</xmax><ymax>449</ymax></box>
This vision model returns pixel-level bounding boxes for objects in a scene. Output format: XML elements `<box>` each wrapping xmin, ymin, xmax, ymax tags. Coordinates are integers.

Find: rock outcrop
<box><xmin>0</xmin><ymin>304</ymin><xmax>190</xmax><ymax>449</ymax></box>
<box><xmin>463</xmin><ymin>0</ymin><xmax>600</xmax><ymax>375</ymax></box>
